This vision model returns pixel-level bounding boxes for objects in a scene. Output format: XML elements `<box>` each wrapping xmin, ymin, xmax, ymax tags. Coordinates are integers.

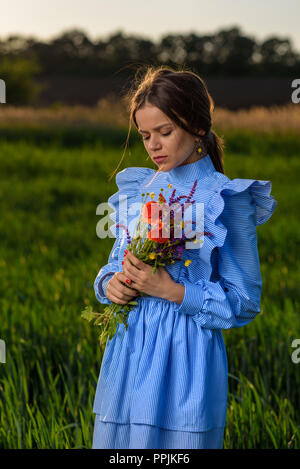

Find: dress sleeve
<box><xmin>94</xmin><ymin>166</ymin><xmax>155</xmax><ymax>305</ymax></box>
<box><xmin>176</xmin><ymin>178</ymin><xmax>277</xmax><ymax>329</ymax></box>
<box><xmin>94</xmin><ymin>236</ymin><xmax>123</xmax><ymax>305</ymax></box>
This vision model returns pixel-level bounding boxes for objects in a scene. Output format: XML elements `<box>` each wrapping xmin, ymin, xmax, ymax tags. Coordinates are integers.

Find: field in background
<box><xmin>0</xmin><ymin>102</ymin><xmax>299</xmax><ymax>448</ymax></box>
<box><xmin>0</xmin><ymin>100</ymin><xmax>299</xmax><ymax>133</ymax></box>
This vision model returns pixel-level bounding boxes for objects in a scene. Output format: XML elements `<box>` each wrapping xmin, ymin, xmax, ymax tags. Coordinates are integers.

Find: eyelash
<box><xmin>142</xmin><ymin>131</ymin><xmax>172</xmax><ymax>141</ymax></box>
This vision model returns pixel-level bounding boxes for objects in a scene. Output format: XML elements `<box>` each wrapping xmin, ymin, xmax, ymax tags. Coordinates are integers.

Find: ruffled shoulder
<box><xmin>107</xmin><ymin>166</ymin><xmax>155</xmax><ymax>238</ymax></box>
<box><xmin>199</xmin><ymin>176</ymin><xmax>278</xmax><ymax>275</ymax></box>
<box><xmin>211</xmin><ymin>176</ymin><xmax>277</xmax><ymax>226</ymax></box>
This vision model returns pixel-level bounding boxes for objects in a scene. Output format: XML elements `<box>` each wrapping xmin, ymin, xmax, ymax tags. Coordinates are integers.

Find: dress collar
<box><xmin>166</xmin><ymin>154</ymin><xmax>215</xmax><ymax>184</ymax></box>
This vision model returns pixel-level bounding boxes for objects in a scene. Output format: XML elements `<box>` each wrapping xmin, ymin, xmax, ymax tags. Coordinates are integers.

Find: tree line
<box><xmin>1</xmin><ymin>26</ymin><xmax>299</xmax><ymax>78</ymax></box>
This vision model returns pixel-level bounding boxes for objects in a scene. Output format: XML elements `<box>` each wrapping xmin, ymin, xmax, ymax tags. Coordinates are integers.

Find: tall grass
<box><xmin>0</xmin><ymin>126</ymin><xmax>299</xmax><ymax>448</ymax></box>
<box><xmin>0</xmin><ymin>100</ymin><xmax>299</xmax><ymax>133</ymax></box>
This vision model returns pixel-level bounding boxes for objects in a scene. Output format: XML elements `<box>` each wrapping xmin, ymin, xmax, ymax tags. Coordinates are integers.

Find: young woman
<box><xmin>91</xmin><ymin>66</ymin><xmax>277</xmax><ymax>449</ymax></box>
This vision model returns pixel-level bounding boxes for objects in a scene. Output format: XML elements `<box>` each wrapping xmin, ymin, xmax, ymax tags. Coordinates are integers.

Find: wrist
<box><xmin>162</xmin><ymin>280</ymin><xmax>185</xmax><ymax>304</ymax></box>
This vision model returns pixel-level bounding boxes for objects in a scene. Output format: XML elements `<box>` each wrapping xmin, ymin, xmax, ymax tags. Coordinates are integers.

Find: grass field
<box><xmin>0</xmin><ymin>112</ymin><xmax>299</xmax><ymax>448</ymax></box>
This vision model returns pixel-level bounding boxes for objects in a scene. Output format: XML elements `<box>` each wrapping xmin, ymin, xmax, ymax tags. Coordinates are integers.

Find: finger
<box><xmin>107</xmin><ymin>280</ymin><xmax>129</xmax><ymax>304</ymax></box>
<box><xmin>110</xmin><ymin>286</ymin><xmax>137</xmax><ymax>302</ymax></box>
<box><xmin>115</xmin><ymin>272</ymin><xmax>139</xmax><ymax>294</ymax></box>
<box><xmin>127</xmin><ymin>252</ymin><xmax>151</xmax><ymax>277</ymax></box>
<box><xmin>124</xmin><ymin>255</ymin><xmax>143</xmax><ymax>275</ymax></box>
<box><xmin>119</xmin><ymin>282</ymin><xmax>139</xmax><ymax>299</ymax></box>
<box><xmin>107</xmin><ymin>291</ymin><xmax>128</xmax><ymax>305</ymax></box>
<box><xmin>123</xmin><ymin>263</ymin><xmax>140</xmax><ymax>283</ymax></box>
<box><xmin>127</xmin><ymin>250</ymin><xmax>143</xmax><ymax>270</ymax></box>
<box><xmin>123</xmin><ymin>259</ymin><xmax>140</xmax><ymax>283</ymax></box>
<box><xmin>116</xmin><ymin>271</ymin><xmax>133</xmax><ymax>288</ymax></box>
<box><xmin>108</xmin><ymin>280</ymin><xmax>138</xmax><ymax>302</ymax></box>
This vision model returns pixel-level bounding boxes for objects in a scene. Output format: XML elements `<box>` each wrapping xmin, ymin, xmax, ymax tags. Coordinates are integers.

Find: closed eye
<box><xmin>142</xmin><ymin>131</ymin><xmax>172</xmax><ymax>141</ymax></box>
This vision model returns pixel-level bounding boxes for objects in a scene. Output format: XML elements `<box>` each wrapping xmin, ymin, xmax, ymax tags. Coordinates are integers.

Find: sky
<box><xmin>1</xmin><ymin>0</ymin><xmax>300</xmax><ymax>51</ymax></box>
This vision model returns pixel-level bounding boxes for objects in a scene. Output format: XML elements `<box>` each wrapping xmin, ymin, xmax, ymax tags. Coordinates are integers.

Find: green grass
<box><xmin>0</xmin><ymin>130</ymin><xmax>299</xmax><ymax>448</ymax></box>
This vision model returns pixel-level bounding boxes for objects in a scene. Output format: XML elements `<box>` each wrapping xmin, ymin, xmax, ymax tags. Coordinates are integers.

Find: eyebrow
<box><xmin>138</xmin><ymin>123</ymin><xmax>173</xmax><ymax>133</ymax></box>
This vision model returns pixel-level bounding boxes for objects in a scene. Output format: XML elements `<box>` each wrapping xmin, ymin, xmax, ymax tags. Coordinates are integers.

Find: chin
<box><xmin>156</xmin><ymin>165</ymin><xmax>170</xmax><ymax>171</ymax></box>
<box><xmin>154</xmin><ymin>161</ymin><xmax>169</xmax><ymax>169</ymax></box>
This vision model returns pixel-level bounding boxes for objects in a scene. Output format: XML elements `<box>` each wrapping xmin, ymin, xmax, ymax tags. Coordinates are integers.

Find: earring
<box><xmin>195</xmin><ymin>139</ymin><xmax>205</xmax><ymax>154</ymax></box>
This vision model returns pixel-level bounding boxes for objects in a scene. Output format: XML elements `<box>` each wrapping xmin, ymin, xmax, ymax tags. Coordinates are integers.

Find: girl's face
<box><xmin>135</xmin><ymin>104</ymin><xmax>205</xmax><ymax>171</ymax></box>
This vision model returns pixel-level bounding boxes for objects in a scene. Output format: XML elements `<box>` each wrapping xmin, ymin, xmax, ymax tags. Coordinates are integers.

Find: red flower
<box><xmin>142</xmin><ymin>201</ymin><xmax>170</xmax><ymax>224</ymax></box>
<box><xmin>158</xmin><ymin>192</ymin><xmax>166</xmax><ymax>203</ymax></box>
<box><xmin>142</xmin><ymin>200</ymin><xmax>172</xmax><ymax>243</ymax></box>
<box><xmin>148</xmin><ymin>220</ymin><xmax>170</xmax><ymax>243</ymax></box>
<box><xmin>142</xmin><ymin>201</ymin><xmax>160</xmax><ymax>223</ymax></box>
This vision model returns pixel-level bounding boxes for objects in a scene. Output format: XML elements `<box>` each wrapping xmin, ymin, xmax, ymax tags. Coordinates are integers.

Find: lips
<box><xmin>154</xmin><ymin>156</ymin><xmax>167</xmax><ymax>162</ymax></box>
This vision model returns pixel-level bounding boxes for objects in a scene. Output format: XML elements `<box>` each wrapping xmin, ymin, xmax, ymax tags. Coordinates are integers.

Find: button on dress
<box><xmin>91</xmin><ymin>154</ymin><xmax>277</xmax><ymax>449</ymax></box>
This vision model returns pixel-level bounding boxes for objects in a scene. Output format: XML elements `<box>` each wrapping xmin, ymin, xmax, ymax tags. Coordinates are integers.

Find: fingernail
<box><xmin>125</xmin><ymin>279</ymin><xmax>131</xmax><ymax>285</ymax></box>
<box><xmin>122</xmin><ymin>261</ymin><xmax>124</xmax><ymax>265</ymax></box>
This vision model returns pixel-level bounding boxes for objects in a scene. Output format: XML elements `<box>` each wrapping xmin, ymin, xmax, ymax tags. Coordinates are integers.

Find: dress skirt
<box><xmin>92</xmin><ymin>414</ymin><xmax>225</xmax><ymax>449</ymax></box>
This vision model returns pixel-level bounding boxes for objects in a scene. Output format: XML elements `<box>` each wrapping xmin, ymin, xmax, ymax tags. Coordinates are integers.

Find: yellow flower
<box><xmin>149</xmin><ymin>253</ymin><xmax>156</xmax><ymax>259</ymax></box>
<box><xmin>150</xmin><ymin>192</ymin><xmax>155</xmax><ymax>199</ymax></box>
<box><xmin>168</xmin><ymin>184</ymin><xmax>172</xmax><ymax>188</ymax></box>
<box><xmin>184</xmin><ymin>260</ymin><xmax>192</xmax><ymax>267</ymax></box>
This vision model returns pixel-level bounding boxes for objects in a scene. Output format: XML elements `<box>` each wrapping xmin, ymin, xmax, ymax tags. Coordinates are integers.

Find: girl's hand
<box><xmin>106</xmin><ymin>271</ymin><xmax>139</xmax><ymax>305</ymax></box>
<box><xmin>122</xmin><ymin>250</ymin><xmax>174</xmax><ymax>299</ymax></box>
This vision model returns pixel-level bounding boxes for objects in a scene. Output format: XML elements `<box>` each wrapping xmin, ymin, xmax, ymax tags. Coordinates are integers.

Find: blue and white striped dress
<box><xmin>92</xmin><ymin>154</ymin><xmax>277</xmax><ymax>449</ymax></box>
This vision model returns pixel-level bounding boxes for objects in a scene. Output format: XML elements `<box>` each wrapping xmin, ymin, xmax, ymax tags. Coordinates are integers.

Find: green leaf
<box><xmin>107</xmin><ymin>319</ymin><xmax>118</xmax><ymax>340</ymax></box>
<box><xmin>116</xmin><ymin>313</ymin><xmax>123</xmax><ymax>322</ymax></box>
<box><xmin>81</xmin><ymin>310</ymin><xmax>98</xmax><ymax>322</ymax></box>
<box><xmin>93</xmin><ymin>315</ymin><xmax>104</xmax><ymax>326</ymax></box>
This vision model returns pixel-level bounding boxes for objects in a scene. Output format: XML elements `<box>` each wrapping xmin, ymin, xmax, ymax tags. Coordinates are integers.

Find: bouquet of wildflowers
<box><xmin>82</xmin><ymin>176</ymin><xmax>212</xmax><ymax>347</ymax></box>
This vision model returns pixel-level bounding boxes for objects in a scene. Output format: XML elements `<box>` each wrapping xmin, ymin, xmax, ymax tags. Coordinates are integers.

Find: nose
<box><xmin>148</xmin><ymin>135</ymin><xmax>162</xmax><ymax>151</ymax></box>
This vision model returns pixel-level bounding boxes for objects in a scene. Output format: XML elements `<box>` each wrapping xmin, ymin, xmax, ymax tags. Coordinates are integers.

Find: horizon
<box><xmin>1</xmin><ymin>0</ymin><xmax>300</xmax><ymax>52</ymax></box>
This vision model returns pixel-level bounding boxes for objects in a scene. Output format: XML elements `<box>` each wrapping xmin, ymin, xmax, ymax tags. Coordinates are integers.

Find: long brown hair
<box><xmin>108</xmin><ymin>65</ymin><xmax>225</xmax><ymax>182</ymax></box>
